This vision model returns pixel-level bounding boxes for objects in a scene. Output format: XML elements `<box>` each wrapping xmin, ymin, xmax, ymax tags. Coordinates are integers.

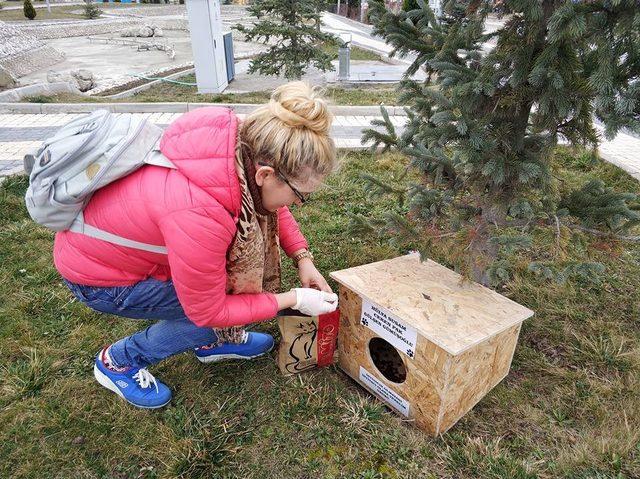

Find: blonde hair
<box><xmin>239</xmin><ymin>81</ymin><xmax>337</xmax><ymax>182</ymax></box>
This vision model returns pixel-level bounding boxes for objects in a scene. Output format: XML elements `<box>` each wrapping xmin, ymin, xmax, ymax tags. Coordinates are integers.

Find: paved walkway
<box><xmin>320</xmin><ymin>12</ymin><xmax>506</xmax><ymax>64</ymax></box>
<box><xmin>1</xmin><ymin>111</ymin><xmax>638</xmax><ymax>182</ymax></box>
<box><xmin>0</xmin><ymin>111</ymin><xmax>406</xmax><ymax>177</ymax></box>
<box><xmin>2</xmin><ymin>10</ymin><xmax>635</xmax><ymax>180</ymax></box>
<box><xmin>595</xmin><ymin>129</ymin><xmax>640</xmax><ymax>180</ymax></box>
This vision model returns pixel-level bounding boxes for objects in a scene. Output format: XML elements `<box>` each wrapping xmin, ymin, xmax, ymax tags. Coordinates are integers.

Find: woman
<box><xmin>54</xmin><ymin>82</ymin><xmax>339</xmax><ymax>409</ymax></box>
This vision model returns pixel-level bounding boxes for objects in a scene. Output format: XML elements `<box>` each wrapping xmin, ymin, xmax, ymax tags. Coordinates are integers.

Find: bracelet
<box><xmin>292</xmin><ymin>249</ymin><xmax>314</xmax><ymax>268</ymax></box>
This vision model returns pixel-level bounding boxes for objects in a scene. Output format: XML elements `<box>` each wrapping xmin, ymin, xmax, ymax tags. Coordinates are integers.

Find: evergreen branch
<box><xmin>382</xmin><ymin>210</ymin><xmax>419</xmax><ymax>240</ymax></box>
<box><xmin>528</xmin><ymin>261</ymin><xmax>606</xmax><ymax>285</ymax></box>
<box><xmin>361</xmin><ymin>106</ymin><xmax>399</xmax><ymax>153</ymax></box>
<box><xmin>346</xmin><ymin>213</ymin><xmax>387</xmax><ymax>237</ymax></box>
<box><xmin>559</xmin><ymin>179</ymin><xmax>640</xmax><ymax>231</ymax></box>
<box><xmin>488</xmin><ymin>234</ymin><xmax>533</xmax><ymax>254</ymax></box>
<box><xmin>563</xmin><ymin>224</ymin><xmax>640</xmax><ymax>243</ymax></box>
<box><xmin>360</xmin><ymin>173</ymin><xmax>406</xmax><ymax>206</ymax></box>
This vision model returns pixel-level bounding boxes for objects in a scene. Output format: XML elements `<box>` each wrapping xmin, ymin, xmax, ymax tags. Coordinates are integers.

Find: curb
<box><xmin>101</xmin><ymin>68</ymin><xmax>196</xmax><ymax>100</ymax></box>
<box><xmin>100</xmin><ymin>53</ymin><xmax>253</xmax><ymax>100</ymax></box>
<box><xmin>0</xmin><ymin>102</ymin><xmax>407</xmax><ymax>116</ymax></box>
<box><xmin>0</xmin><ymin>82</ymin><xmax>82</xmax><ymax>103</ymax></box>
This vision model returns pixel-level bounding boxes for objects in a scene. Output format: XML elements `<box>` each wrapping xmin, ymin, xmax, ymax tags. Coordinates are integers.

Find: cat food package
<box><xmin>277</xmin><ymin>309</ymin><xmax>340</xmax><ymax>375</ymax></box>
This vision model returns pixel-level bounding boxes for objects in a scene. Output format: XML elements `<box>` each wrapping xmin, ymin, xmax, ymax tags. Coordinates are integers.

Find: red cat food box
<box><xmin>277</xmin><ymin>309</ymin><xmax>340</xmax><ymax>375</ymax></box>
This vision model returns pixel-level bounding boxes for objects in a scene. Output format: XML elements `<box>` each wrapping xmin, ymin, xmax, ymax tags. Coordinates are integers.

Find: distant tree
<box><xmin>402</xmin><ymin>0</ymin><xmax>420</xmax><ymax>11</ymax></box>
<box><xmin>23</xmin><ymin>0</ymin><xmax>37</xmax><ymax>20</ymax></box>
<box><xmin>83</xmin><ymin>2</ymin><xmax>103</xmax><ymax>19</ymax></box>
<box><xmin>235</xmin><ymin>0</ymin><xmax>336</xmax><ymax>80</ymax></box>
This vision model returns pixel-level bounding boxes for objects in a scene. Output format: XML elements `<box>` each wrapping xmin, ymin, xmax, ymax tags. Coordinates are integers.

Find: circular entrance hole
<box><xmin>368</xmin><ymin>337</ymin><xmax>407</xmax><ymax>384</ymax></box>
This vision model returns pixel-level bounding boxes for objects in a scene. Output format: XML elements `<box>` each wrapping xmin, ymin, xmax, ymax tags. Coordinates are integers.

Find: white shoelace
<box><xmin>132</xmin><ymin>368</ymin><xmax>159</xmax><ymax>394</ymax></box>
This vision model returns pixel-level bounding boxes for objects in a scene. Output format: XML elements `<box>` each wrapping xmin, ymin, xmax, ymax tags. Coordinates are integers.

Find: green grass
<box><xmin>1</xmin><ymin>150</ymin><xmax>639</xmax><ymax>478</ymax></box>
<box><xmin>26</xmin><ymin>76</ymin><xmax>402</xmax><ymax>106</ymax></box>
<box><xmin>321</xmin><ymin>38</ymin><xmax>385</xmax><ymax>62</ymax></box>
<box><xmin>121</xmin><ymin>74</ymin><xmax>399</xmax><ymax>105</ymax></box>
<box><xmin>0</xmin><ymin>1</ymin><xmax>142</xmax><ymax>21</ymax></box>
<box><xmin>20</xmin><ymin>38</ymin><xmax>396</xmax><ymax>104</ymax></box>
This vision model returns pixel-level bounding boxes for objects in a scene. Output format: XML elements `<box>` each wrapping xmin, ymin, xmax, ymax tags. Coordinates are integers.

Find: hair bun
<box><xmin>268</xmin><ymin>82</ymin><xmax>332</xmax><ymax>134</ymax></box>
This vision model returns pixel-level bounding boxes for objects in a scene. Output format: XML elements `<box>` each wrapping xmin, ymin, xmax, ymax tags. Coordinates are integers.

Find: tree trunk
<box><xmin>466</xmin><ymin>201</ymin><xmax>507</xmax><ymax>285</ymax></box>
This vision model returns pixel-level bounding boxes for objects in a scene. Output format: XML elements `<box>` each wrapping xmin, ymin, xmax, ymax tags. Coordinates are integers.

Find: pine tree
<box><xmin>83</xmin><ymin>1</ymin><xmax>103</xmax><ymax>20</ymax></box>
<box><xmin>359</xmin><ymin>0</ymin><xmax>640</xmax><ymax>285</ymax></box>
<box><xmin>23</xmin><ymin>0</ymin><xmax>36</xmax><ymax>20</ymax></box>
<box><xmin>235</xmin><ymin>0</ymin><xmax>337</xmax><ymax>80</ymax></box>
<box><xmin>403</xmin><ymin>0</ymin><xmax>420</xmax><ymax>11</ymax></box>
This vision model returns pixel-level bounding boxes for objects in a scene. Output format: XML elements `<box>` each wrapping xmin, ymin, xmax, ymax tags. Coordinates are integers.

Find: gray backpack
<box><xmin>24</xmin><ymin>109</ymin><xmax>175</xmax><ymax>254</ymax></box>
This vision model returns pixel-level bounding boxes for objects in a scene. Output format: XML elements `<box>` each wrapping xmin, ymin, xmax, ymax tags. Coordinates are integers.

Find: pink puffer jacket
<box><xmin>53</xmin><ymin>107</ymin><xmax>308</xmax><ymax>328</ymax></box>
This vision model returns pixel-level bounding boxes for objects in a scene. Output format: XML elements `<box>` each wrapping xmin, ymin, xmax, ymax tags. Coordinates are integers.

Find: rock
<box><xmin>46</xmin><ymin>69</ymin><xmax>73</xmax><ymax>84</ymax></box>
<box><xmin>152</xmin><ymin>27</ymin><xmax>164</xmax><ymax>38</ymax></box>
<box><xmin>0</xmin><ymin>89</ymin><xmax>20</xmax><ymax>102</ymax></box>
<box><xmin>48</xmin><ymin>68</ymin><xmax>94</xmax><ymax>92</ymax></box>
<box><xmin>0</xmin><ymin>65</ymin><xmax>17</xmax><ymax>88</ymax></box>
<box><xmin>73</xmin><ymin>69</ymin><xmax>94</xmax><ymax>82</ymax></box>
<box><xmin>137</xmin><ymin>25</ymin><xmax>154</xmax><ymax>38</ymax></box>
<box><xmin>71</xmin><ymin>69</ymin><xmax>95</xmax><ymax>92</ymax></box>
<box><xmin>72</xmin><ymin>436</ymin><xmax>85</xmax><ymax>445</ymax></box>
<box><xmin>121</xmin><ymin>26</ymin><xmax>154</xmax><ymax>38</ymax></box>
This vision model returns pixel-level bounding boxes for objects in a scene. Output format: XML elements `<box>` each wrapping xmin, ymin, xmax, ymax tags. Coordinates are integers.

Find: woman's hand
<box><xmin>292</xmin><ymin>288</ymin><xmax>338</xmax><ymax>316</ymax></box>
<box><xmin>297</xmin><ymin>258</ymin><xmax>333</xmax><ymax>293</ymax></box>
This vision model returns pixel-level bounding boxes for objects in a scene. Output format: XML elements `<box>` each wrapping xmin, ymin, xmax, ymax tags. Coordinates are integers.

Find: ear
<box><xmin>254</xmin><ymin>165</ymin><xmax>274</xmax><ymax>187</ymax></box>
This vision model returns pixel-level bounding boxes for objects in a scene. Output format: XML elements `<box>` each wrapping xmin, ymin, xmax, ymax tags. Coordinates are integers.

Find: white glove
<box><xmin>292</xmin><ymin>288</ymin><xmax>338</xmax><ymax>316</ymax></box>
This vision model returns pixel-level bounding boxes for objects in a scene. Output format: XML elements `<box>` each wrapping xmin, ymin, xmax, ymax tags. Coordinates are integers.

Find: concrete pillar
<box><xmin>338</xmin><ymin>45</ymin><xmax>350</xmax><ymax>81</ymax></box>
<box><xmin>185</xmin><ymin>0</ymin><xmax>229</xmax><ymax>94</ymax></box>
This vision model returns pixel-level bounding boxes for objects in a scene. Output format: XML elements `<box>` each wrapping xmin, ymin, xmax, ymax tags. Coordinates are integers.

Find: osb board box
<box><xmin>330</xmin><ymin>253</ymin><xmax>534</xmax><ymax>435</ymax></box>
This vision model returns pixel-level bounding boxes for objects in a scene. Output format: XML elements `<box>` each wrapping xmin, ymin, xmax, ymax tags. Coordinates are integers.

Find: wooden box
<box><xmin>330</xmin><ymin>254</ymin><xmax>533</xmax><ymax>435</ymax></box>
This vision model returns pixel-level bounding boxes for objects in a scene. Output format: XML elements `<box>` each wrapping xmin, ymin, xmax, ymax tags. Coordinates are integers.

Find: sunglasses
<box><xmin>258</xmin><ymin>162</ymin><xmax>310</xmax><ymax>204</ymax></box>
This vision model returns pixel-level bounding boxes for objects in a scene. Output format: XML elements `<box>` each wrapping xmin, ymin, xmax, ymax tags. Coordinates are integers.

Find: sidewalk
<box><xmin>596</xmin><ymin>128</ymin><xmax>640</xmax><ymax>180</ymax></box>
<box><xmin>0</xmin><ymin>110</ymin><xmax>406</xmax><ymax>177</ymax></box>
<box><xmin>321</xmin><ymin>12</ymin><xmax>393</xmax><ymax>59</ymax></box>
<box><xmin>1</xmin><ymin>109</ymin><xmax>638</xmax><ymax>182</ymax></box>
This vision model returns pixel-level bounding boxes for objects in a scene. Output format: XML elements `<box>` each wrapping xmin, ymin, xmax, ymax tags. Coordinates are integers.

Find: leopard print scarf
<box><xmin>211</xmin><ymin>138</ymin><xmax>282</xmax><ymax>344</ymax></box>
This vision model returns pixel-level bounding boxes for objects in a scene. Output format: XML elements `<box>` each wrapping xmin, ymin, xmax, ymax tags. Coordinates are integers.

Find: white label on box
<box><xmin>359</xmin><ymin>366</ymin><xmax>410</xmax><ymax>417</ymax></box>
<box><xmin>360</xmin><ymin>298</ymin><xmax>418</xmax><ymax>359</ymax></box>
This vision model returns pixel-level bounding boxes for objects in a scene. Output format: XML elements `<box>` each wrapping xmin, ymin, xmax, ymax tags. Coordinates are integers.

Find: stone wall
<box><xmin>0</xmin><ymin>20</ymin><xmax>41</xmax><ymax>60</ymax></box>
<box><xmin>13</xmin><ymin>18</ymin><xmax>143</xmax><ymax>40</ymax></box>
<box><xmin>150</xmin><ymin>18</ymin><xmax>189</xmax><ymax>31</ymax></box>
<box><xmin>0</xmin><ymin>81</ymin><xmax>81</xmax><ymax>103</ymax></box>
<box><xmin>1</xmin><ymin>45</ymin><xmax>66</xmax><ymax>78</ymax></box>
<box><xmin>0</xmin><ymin>20</ymin><xmax>65</xmax><ymax>80</ymax></box>
<box><xmin>106</xmin><ymin>4</ymin><xmax>187</xmax><ymax>17</ymax></box>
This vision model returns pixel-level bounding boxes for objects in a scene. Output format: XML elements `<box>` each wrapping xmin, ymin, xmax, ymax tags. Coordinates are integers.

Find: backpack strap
<box><xmin>69</xmin><ymin>212</ymin><xmax>168</xmax><ymax>255</ymax></box>
<box><xmin>65</xmin><ymin>144</ymin><xmax>174</xmax><ymax>254</ymax></box>
<box><xmin>144</xmin><ymin>147</ymin><xmax>177</xmax><ymax>169</ymax></box>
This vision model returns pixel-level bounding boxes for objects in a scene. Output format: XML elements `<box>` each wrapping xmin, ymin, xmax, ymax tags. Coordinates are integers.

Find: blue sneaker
<box><xmin>93</xmin><ymin>348</ymin><xmax>172</xmax><ymax>409</ymax></box>
<box><xmin>195</xmin><ymin>331</ymin><xmax>274</xmax><ymax>363</ymax></box>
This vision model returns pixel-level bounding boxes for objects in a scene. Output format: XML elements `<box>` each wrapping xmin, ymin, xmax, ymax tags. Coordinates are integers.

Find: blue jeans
<box><xmin>64</xmin><ymin>278</ymin><xmax>218</xmax><ymax>369</ymax></box>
